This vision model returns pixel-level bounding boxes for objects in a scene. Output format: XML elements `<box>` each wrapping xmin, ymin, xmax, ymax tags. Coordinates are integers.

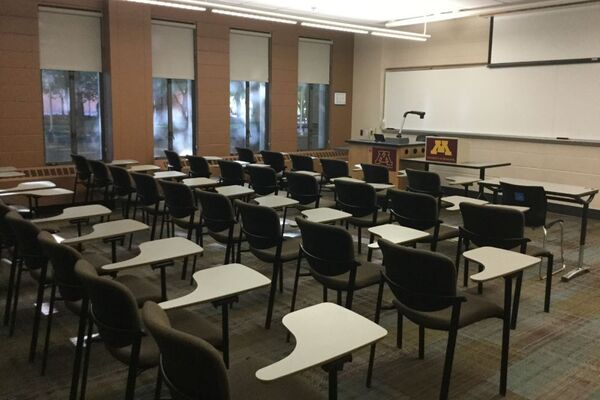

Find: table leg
<box><xmin>281</xmin><ymin>207</ymin><xmax>288</xmax><ymax>237</ymax></box>
<box><xmin>221</xmin><ymin>303</ymin><xmax>229</xmax><ymax>368</ymax></box>
<box><xmin>321</xmin><ymin>355</ymin><xmax>351</xmax><ymax>400</ymax></box>
<box><xmin>111</xmin><ymin>240</ymin><xmax>117</xmax><ymax>263</ymax></box>
<box><xmin>562</xmin><ymin>201</ymin><xmax>591</xmax><ymax>281</ymax></box>
<box><xmin>500</xmin><ymin>276</ymin><xmax>513</xmax><ymax>396</ymax></box>
<box><xmin>478</xmin><ymin>169</ymin><xmax>485</xmax><ymax>198</ymax></box>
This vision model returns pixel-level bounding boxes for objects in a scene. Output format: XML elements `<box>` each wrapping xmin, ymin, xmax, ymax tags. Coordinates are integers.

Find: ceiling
<box><xmin>206</xmin><ymin>0</ymin><xmax>549</xmax><ymax>25</ymax></box>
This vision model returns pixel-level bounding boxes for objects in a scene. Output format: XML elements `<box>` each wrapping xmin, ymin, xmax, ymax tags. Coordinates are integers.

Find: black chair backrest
<box><xmin>5</xmin><ymin>211</ymin><xmax>46</xmax><ymax>270</ymax></box>
<box><xmin>75</xmin><ymin>259</ymin><xmax>141</xmax><ymax>348</ymax></box>
<box><xmin>159</xmin><ymin>180</ymin><xmax>196</xmax><ymax>219</ymax></box>
<box><xmin>71</xmin><ymin>154</ymin><xmax>91</xmax><ymax>179</ymax></box>
<box><xmin>131</xmin><ymin>172</ymin><xmax>161</xmax><ymax>207</ymax></box>
<box><xmin>235</xmin><ymin>200</ymin><xmax>281</xmax><ymax>250</ymax></box>
<box><xmin>405</xmin><ymin>169</ymin><xmax>443</xmax><ymax>197</ymax></box>
<box><xmin>320</xmin><ymin>159</ymin><xmax>348</xmax><ymax>182</ymax></box>
<box><xmin>236</xmin><ymin>147</ymin><xmax>256</xmax><ymax>164</ymax></box>
<box><xmin>0</xmin><ymin>200</ymin><xmax>15</xmax><ymax>246</ymax></box>
<box><xmin>260</xmin><ymin>151</ymin><xmax>285</xmax><ymax>174</ymax></box>
<box><xmin>379</xmin><ymin>238</ymin><xmax>458</xmax><ymax>312</ymax></box>
<box><xmin>217</xmin><ymin>160</ymin><xmax>245</xmax><ymax>186</ymax></box>
<box><xmin>164</xmin><ymin>150</ymin><xmax>183</xmax><ymax>172</ymax></box>
<box><xmin>195</xmin><ymin>190</ymin><xmax>235</xmax><ymax>234</ymax></box>
<box><xmin>247</xmin><ymin>165</ymin><xmax>277</xmax><ymax>196</ymax></box>
<box><xmin>88</xmin><ymin>160</ymin><xmax>112</xmax><ymax>184</ymax></box>
<box><xmin>388</xmin><ymin>189</ymin><xmax>439</xmax><ymax>231</ymax></box>
<box><xmin>500</xmin><ymin>182</ymin><xmax>547</xmax><ymax>228</ymax></box>
<box><xmin>290</xmin><ymin>154</ymin><xmax>314</xmax><ymax>172</ymax></box>
<box><xmin>296</xmin><ymin>217</ymin><xmax>358</xmax><ymax>278</ymax></box>
<box><xmin>186</xmin><ymin>156</ymin><xmax>211</xmax><ymax>178</ymax></box>
<box><xmin>334</xmin><ymin>179</ymin><xmax>377</xmax><ymax>218</ymax></box>
<box><xmin>142</xmin><ymin>302</ymin><xmax>230</xmax><ymax>400</ymax></box>
<box><xmin>38</xmin><ymin>231</ymin><xmax>84</xmax><ymax>302</ymax></box>
<box><xmin>459</xmin><ymin>202</ymin><xmax>527</xmax><ymax>250</ymax></box>
<box><xmin>361</xmin><ymin>163</ymin><xmax>389</xmax><ymax>184</ymax></box>
<box><xmin>107</xmin><ymin>165</ymin><xmax>134</xmax><ymax>196</ymax></box>
<box><xmin>286</xmin><ymin>172</ymin><xmax>320</xmax><ymax>206</ymax></box>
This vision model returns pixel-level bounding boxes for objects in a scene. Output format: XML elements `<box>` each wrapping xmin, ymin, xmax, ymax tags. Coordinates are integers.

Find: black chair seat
<box><xmin>349</xmin><ymin>212</ymin><xmax>389</xmax><ymax>228</ymax></box>
<box><xmin>251</xmin><ymin>237</ymin><xmax>301</xmax><ymax>263</ymax></box>
<box><xmin>142</xmin><ymin>200</ymin><xmax>167</xmax><ymax>214</ymax></box>
<box><xmin>116</xmin><ymin>274</ymin><xmax>163</xmax><ymax>306</ymax></box>
<box><xmin>81</xmin><ymin>251</ymin><xmax>113</xmax><ymax>272</ymax></box>
<box><xmin>173</xmin><ymin>213</ymin><xmax>202</xmax><ymax>229</ymax></box>
<box><xmin>422</xmin><ymin>224</ymin><xmax>459</xmax><ymax>242</ymax></box>
<box><xmin>296</xmin><ymin>198</ymin><xmax>336</xmax><ymax>211</ymax></box>
<box><xmin>393</xmin><ymin>292</ymin><xmax>503</xmax><ymax>331</ymax></box>
<box><xmin>209</xmin><ymin>224</ymin><xmax>244</xmax><ymax>243</ymax></box>
<box><xmin>314</xmin><ymin>262</ymin><xmax>381</xmax><ymax>291</ymax></box>
<box><xmin>107</xmin><ymin>335</ymin><xmax>160</xmax><ymax>368</ymax></box>
<box><xmin>526</xmin><ymin>244</ymin><xmax>553</xmax><ymax>258</ymax></box>
<box><xmin>29</xmin><ymin>267</ymin><xmax>53</xmax><ymax>284</ymax></box>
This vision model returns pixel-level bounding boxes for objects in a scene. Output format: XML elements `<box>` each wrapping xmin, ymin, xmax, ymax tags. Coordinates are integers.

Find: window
<box><xmin>297</xmin><ymin>38</ymin><xmax>331</xmax><ymax>150</ymax></box>
<box><xmin>38</xmin><ymin>8</ymin><xmax>103</xmax><ymax>163</ymax></box>
<box><xmin>152</xmin><ymin>21</ymin><xmax>195</xmax><ymax>158</ymax></box>
<box><xmin>229</xmin><ymin>30</ymin><xmax>270</xmax><ymax>153</ymax></box>
<box><xmin>42</xmin><ymin>70</ymin><xmax>103</xmax><ymax>163</ymax></box>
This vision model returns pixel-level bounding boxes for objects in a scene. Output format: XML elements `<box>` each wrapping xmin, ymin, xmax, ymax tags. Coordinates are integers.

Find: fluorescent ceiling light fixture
<box><xmin>171</xmin><ymin>0</ymin><xmax>429</xmax><ymax>38</ymax></box>
<box><xmin>371</xmin><ymin>32</ymin><xmax>427</xmax><ymax>41</ymax></box>
<box><xmin>127</xmin><ymin>0</ymin><xmax>206</xmax><ymax>11</ymax></box>
<box><xmin>212</xmin><ymin>9</ymin><xmax>297</xmax><ymax>24</ymax></box>
<box><xmin>300</xmin><ymin>22</ymin><xmax>368</xmax><ymax>34</ymax></box>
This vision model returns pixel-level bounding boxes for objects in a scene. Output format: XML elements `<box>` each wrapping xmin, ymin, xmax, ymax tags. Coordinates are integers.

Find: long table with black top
<box><xmin>478</xmin><ymin>177</ymin><xmax>598</xmax><ymax>282</ymax></box>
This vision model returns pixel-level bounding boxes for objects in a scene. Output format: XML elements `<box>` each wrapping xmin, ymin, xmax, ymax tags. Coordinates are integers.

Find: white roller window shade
<box><xmin>230</xmin><ymin>30</ymin><xmax>270</xmax><ymax>82</ymax></box>
<box><xmin>38</xmin><ymin>7</ymin><xmax>102</xmax><ymax>72</ymax></box>
<box><xmin>152</xmin><ymin>21</ymin><xmax>195</xmax><ymax>80</ymax></box>
<box><xmin>298</xmin><ymin>38</ymin><xmax>331</xmax><ymax>85</ymax></box>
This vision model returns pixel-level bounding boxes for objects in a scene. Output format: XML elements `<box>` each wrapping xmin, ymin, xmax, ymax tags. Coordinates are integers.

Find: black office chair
<box><xmin>388</xmin><ymin>189</ymin><xmax>458</xmax><ymax>251</ymax></box>
<box><xmin>361</xmin><ymin>163</ymin><xmax>391</xmax><ymax>210</ymax></box>
<box><xmin>286</xmin><ymin>172</ymin><xmax>335</xmax><ymax>210</ymax></box>
<box><xmin>164</xmin><ymin>149</ymin><xmax>184</xmax><ymax>172</ymax></box>
<box><xmin>88</xmin><ymin>160</ymin><xmax>113</xmax><ymax>203</ymax></box>
<box><xmin>236</xmin><ymin>147</ymin><xmax>256</xmax><ymax>164</ymax></box>
<box><xmin>247</xmin><ymin>165</ymin><xmax>278</xmax><ymax>196</ymax></box>
<box><xmin>367</xmin><ymin>239</ymin><xmax>505</xmax><ymax>400</ymax></box>
<box><xmin>500</xmin><ymin>182</ymin><xmax>565</xmax><ymax>277</ymax></box>
<box><xmin>186</xmin><ymin>155</ymin><xmax>211</xmax><ymax>178</ymax></box>
<box><xmin>142</xmin><ymin>302</ymin><xmax>321</xmax><ymax>400</ymax></box>
<box><xmin>291</xmin><ymin>217</ymin><xmax>381</xmax><ymax>312</ymax></box>
<box><xmin>235</xmin><ymin>200</ymin><xmax>301</xmax><ymax>329</ymax></box>
<box><xmin>196</xmin><ymin>189</ymin><xmax>243</xmax><ymax>265</ymax></box>
<box><xmin>458</xmin><ymin>203</ymin><xmax>554</xmax><ymax>318</ymax></box>
<box><xmin>334</xmin><ymin>179</ymin><xmax>388</xmax><ymax>255</ymax></box>
<box><xmin>131</xmin><ymin>172</ymin><xmax>169</xmax><ymax>240</ymax></box>
<box><xmin>405</xmin><ymin>169</ymin><xmax>450</xmax><ymax>208</ymax></box>
<box><xmin>260</xmin><ymin>150</ymin><xmax>286</xmax><ymax>175</ymax></box>
<box><xmin>218</xmin><ymin>160</ymin><xmax>245</xmax><ymax>187</ymax></box>
<box><xmin>290</xmin><ymin>154</ymin><xmax>315</xmax><ymax>172</ymax></box>
<box><xmin>37</xmin><ymin>231</ymin><xmax>160</xmax><ymax>377</ymax></box>
<box><xmin>71</xmin><ymin>154</ymin><xmax>93</xmax><ymax>203</ymax></box>
<box><xmin>0</xmin><ymin>201</ymin><xmax>18</xmax><ymax>327</ymax></box>
<box><xmin>108</xmin><ymin>165</ymin><xmax>136</xmax><ymax>218</ymax></box>
<box><xmin>319</xmin><ymin>158</ymin><xmax>349</xmax><ymax>184</ymax></box>
<box><xmin>74</xmin><ymin>259</ymin><xmax>222</xmax><ymax>400</ymax></box>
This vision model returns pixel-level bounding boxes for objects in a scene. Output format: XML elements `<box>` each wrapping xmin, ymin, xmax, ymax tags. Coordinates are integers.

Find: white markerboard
<box><xmin>383</xmin><ymin>64</ymin><xmax>600</xmax><ymax>141</ymax></box>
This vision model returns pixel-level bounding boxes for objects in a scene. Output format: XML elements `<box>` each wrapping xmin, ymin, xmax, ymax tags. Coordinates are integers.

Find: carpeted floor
<box><xmin>1</xmin><ymin>195</ymin><xmax>600</xmax><ymax>400</ymax></box>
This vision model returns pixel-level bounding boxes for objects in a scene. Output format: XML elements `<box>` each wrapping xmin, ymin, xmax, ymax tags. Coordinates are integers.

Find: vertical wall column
<box><xmin>0</xmin><ymin>0</ymin><xmax>44</xmax><ymax>166</ymax></box>
<box><xmin>106</xmin><ymin>0</ymin><xmax>153</xmax><ymax>163</ymax></box>
<box><xmin>196</xmin><ymin>23</ymin><xmax>229</xmax><ymax>156</ymax></box>
<box><xmin>269</xmin><ymin>30</ymin><xmax>298</xmax><ymax>152</ymax></box>
<box><xmin>329</xmin><ymin>34</ymin><xmax>354</xmax><ymax>148</ymax></box>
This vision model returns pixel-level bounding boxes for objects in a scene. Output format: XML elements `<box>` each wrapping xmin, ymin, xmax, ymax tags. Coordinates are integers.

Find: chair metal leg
<box><xmin>419</xmin><ymin>325</ymin><xmax>425</xmax><ymax>359</ymax></box>
<box><xmin>125</xmin><ymin>338</ymin><xmax>141</xmax><ymax>400</ymax></box>
<box><xmin>440</xmin><ymin>327</ymin><xmax>459</xmax><ymax>400</ymax></box>
<box><xmin>366</xmin><ymin>279</ymin><xmax>385</xmax><ymax>388</ymax></box>
<box><xmin>499</xmin><ymin>277</ymin><xmax>513</xmax><ymax>396</ymax></box>
<box><xmin>544</xmin><ymin>254</ymin><xmax>554</xmax><ymax>313</ymax></box>
<box><xmin>3</xmin><ymin>252</ymin><xmax>18</xmax><ymax>326</ymax></box>
<box><xmin>539</xmin><ymin>224</ymin><xmax>566</xmax><ymax>279</ymax></box>
<box><xmin>323</xmin><ymin>286</ymin><xmax>328</xmax><ymax>302</ymax></box>
<box><xmin>41</xmin><ymin>283</ymin><xmax>57</xmax><ymax>375</ymax></box>
<box><xmin>357</xmin><ymin>226</ymin><xmax>362</xmax><ymax>254</ymax></box>
<box><xmin>265</xmin><ymin>261</ymin><xmax>280</xmax><ymax>329</ymax></box>
<box><xmin>151</xmin><ymin>212</ymin><xmax>158</xmax><ymax>240</ymax></box>
<box><xmin>510</xmin><ymin>271</ymin><xmax>523</xmax><ymax>330</ymax></box>
<box><xmin>79</xmin><ymin>317</ymin><xmax>94</xmax><ymax>400</ymax></box>
<box><xmin>367</xmin><ymin>233</ymin><xmax>374</xmax><ymax>262</ymax></box>
<box><xmin>70</xmin><ymin>297</ymin><xmax>89</xmax><ymax>400</ymax></box>
<box><xmin>30</xmin><ymin>267</ymin><xmax>49</xmax><ymax>362</ymax></box>
<box><xmin>9</xmin><ymin>258</ymin><xmax>24</xmax><ymax>336</ymax></box>
<box><xmin>336</xmin><ymin>290</ymin><xmax>342</xmax><ymax>305</ymax></box>
<box><xmin>397</xmin><ymin>312</ymin><xmax>403</xmax><ymax>349</ymax></box>
<box><xmin>154</xmin><ymin>368</ymin><xmax>163</xmax><ymax>400</ymax></box>
<box><xmin>287</xmin><ymin>254</ymin><xmax>303</xmax><ymax>343</ymax></box>
<box><xmin>278</xmin><ymin>262</ymin><xmax>284</xmax><ymax>294</ymax></box>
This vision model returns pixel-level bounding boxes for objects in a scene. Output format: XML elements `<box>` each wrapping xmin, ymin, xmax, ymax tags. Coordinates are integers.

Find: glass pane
<box><xmin>248</xmin><ymin>81</ymin><xmax>267</xmax><ymax>152</ymax></box>
<box><xmin>297</xmin><ymin>83</ymin><xmax>309</xmax><ymax>150</ymax></box>
<box><xmin>42</xmin><ymin>70</ymin><xmax>71</xmax><ymax>163</ymax></box>
<box><xmin>74</xmin><ymin>72</ymin><xmax>102</xmax><ymax>160</ymax></box>
<box><xmin>171</xmin><ymin>79</ymin><xmax>194</xmax><ymax>156</ymax></box>
<box><xmin>153</xmin><ymin>78</ymin><xmax>169</xmax><ymax>158</ymax></box>
<box><xmin>229</xmin><ymin>80</ymin><xmax>247</xmax><ymax>154</ymax></box>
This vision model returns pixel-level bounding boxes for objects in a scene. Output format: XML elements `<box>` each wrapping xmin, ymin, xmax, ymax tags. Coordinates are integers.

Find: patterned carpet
<box><xmin>1</xmin><ymin>196</ymin><xmax>599</xmax><ymax>400</ymax></box>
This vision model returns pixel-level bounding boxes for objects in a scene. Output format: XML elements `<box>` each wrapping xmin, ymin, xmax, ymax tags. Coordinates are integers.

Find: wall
<box><xmin>351</xmin><ymin>16</ymin><xmax>600</xmax><ymax>209</ymax></box>
<box><xmin>0</xmin><ymin>0</ymin><xmax>354</xmax><ymax>168</ymax></box>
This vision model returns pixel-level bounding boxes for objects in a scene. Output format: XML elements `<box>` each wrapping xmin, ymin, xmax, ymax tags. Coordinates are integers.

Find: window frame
<box><xmin>297</xmin><ymin>82</ymin><xmax>329</xmax><ymax>151</ymax></box>
<box><xmin>229</xmin><ymin>79</ymin><xmax>269</xmax><ymax>154</ymax></box>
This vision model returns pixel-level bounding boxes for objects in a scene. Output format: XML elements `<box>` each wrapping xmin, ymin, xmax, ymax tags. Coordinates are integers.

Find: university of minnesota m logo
<box><xmin>430</xmin><ymin>140</ymin><xmax>453</xmax><ymax>156</ymax></box>
<box><xmin>372</xmin><ymin>148</ymin><xmax>397</xmax><ymax>170</ymax></box>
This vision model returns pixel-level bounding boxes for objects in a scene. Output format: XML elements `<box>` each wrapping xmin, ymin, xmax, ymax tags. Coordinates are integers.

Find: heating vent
<box><xmin>3</xmin><ymin>165</ymin><xmax>76</xmax><ymax>181</ymax></box>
